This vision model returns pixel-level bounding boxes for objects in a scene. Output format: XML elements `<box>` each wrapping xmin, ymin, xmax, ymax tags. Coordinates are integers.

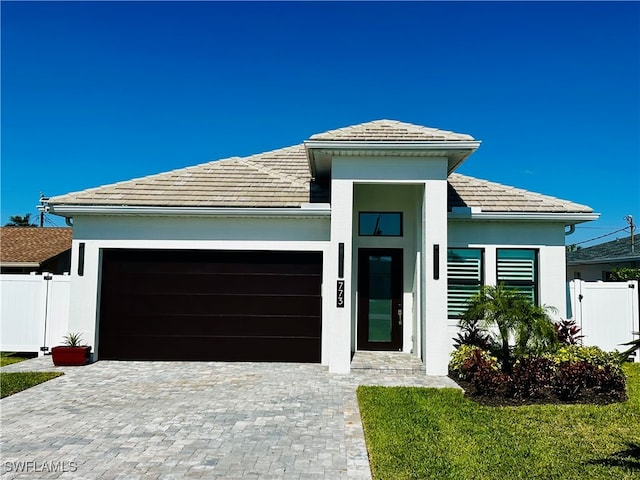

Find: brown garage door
<box><xmin>99</xmin><ymin>249</ymin><xmax>322</xmax><ymax>362</ymax></box>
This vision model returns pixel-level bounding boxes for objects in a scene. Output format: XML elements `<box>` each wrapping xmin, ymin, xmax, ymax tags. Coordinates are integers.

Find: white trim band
<box><xmin>48</xmin><ymin>205</ymin><xmax>332</xmax><ymax>219</ymax></box>
<box><xmin>448</xmin><ymin>211</ymin><xmax>600</xmax><ymax>223</ymax></box>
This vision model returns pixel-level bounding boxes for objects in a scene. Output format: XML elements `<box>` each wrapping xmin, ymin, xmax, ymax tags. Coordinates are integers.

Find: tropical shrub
<box><xmin>449</xmin><ymin>344</ymin><xmax>627</xmax><ymax>402</ymax></box>
<box><xmin>472</xmin><ymin>362</ymin><xmax>510</xmax><ymax>397</ymax></box>
<box><xmin>555</xmin><ymin>361</ymin><xmax>626</xmax><ymax>401</ymax></box>
<box><xmin>459</xmin><ymin>284</ymin><xmax>558</xmax><ymax>372</ymax></box>
<box><xmin>449</xmin><ymin>345</ymin><xmax>500</xmax><ymax>381</ymax></box>
<box><xmin>549</xmin><ymin>345</ymin><xmax>622</xmax><ymax>370</ymax></box>
<box><xmin>452</xmin><ymin>317</ymin><xmax>493</xmax><ymax>351</ymax></box>
<box><xmin>550</xmin><ymin>345</ymin><xmax>626</xmax><ymax>401</ymax></box>
<box><xmin>608</xmin><ymin>267</ymin><xmax>640</xmax><ymax>281</ymax></box>
<box><xmin>510</xmin><ymin>357</ymin><xmax>556</xmax><ymax>399</ymax></box>
<box><xmin>554</xmin><ymin>319</ymin><xmax>584</xmax><ymax>345</ymax></box>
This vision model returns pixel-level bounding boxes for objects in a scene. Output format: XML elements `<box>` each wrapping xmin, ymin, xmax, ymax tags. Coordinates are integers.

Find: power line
<box><xmin>572</xmin><ymin>227</ymin><xmax>630</xmax><ymax>246</ymax></box>
<box><xmin>575</xmin><ymin>226</ymin><xmax>631</xmax><ymax>230</ymax></box>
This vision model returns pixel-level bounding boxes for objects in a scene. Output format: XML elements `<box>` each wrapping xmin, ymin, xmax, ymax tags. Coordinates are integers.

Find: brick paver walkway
<box><xmin>1</xmin><ymin>357</ymin><xmax>459</xmax><ymax>479</ymax></box>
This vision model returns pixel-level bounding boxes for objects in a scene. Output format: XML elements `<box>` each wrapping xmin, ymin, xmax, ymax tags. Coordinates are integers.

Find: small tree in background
<box><xmin>5</xmin><ymin>213</ymin><xmax>37</xmax><ymax>227</ymax></box>
<box><xmin>609</xmin><ymin>267</ymin><xmax>640</xmax><ymax>281</ymax></box>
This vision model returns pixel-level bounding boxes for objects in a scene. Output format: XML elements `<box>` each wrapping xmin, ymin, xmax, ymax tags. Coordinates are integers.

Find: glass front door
<box><xmin>357</xmin><ymin>249</ymin><xmax>403</xmax><ymax>351</ymax></box>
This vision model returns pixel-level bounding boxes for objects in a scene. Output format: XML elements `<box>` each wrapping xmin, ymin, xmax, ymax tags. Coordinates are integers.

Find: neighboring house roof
<box><xmin>0</xmin><ymin>227</ymin><xmax>73</xmax><ymax>267</ymax></box>
<box><xmin>567</xmin><ymin>234</ymin><xmax>640</xmax><ymax>264</ymax></box>
<box><xmin>47</xmin><ymin>119</ymin><xmax>594</xmax><ymax>215</ymax></box>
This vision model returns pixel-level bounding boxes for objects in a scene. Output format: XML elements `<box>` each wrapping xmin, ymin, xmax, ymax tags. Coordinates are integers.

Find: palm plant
<box><xmin>620</xmin><ymin>333</ymin><xmax>640</xmax><ymax>361</ymax></box>
<box><xmin>459</xmin><ymin>284</ymin><xmax>558</xmax><ymax>373</ymax></box>
<box><xmin>62</xmin><ymin>332</ymin><xmax>84</xmax><ymax>347</ymax></box>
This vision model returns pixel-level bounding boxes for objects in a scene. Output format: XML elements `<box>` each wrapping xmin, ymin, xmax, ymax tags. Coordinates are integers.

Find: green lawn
<box><xmin>1</xmin><ymin>352</ymin><xmax>62</xmax><ymax>398</ymax></box>
<box><xmin>358</xmin><ymin>363</ymin><xmax>640</xmax><ymax>480</ymax></box>
<box><xmin>1</xmin><ymin>371</ymin><xmax>63</xmax><ymax>398</ymax></box>
<box><xmin>0</xmin><ymin>352</ymin><xmax>34</xmax><ymax>367</ymax></box>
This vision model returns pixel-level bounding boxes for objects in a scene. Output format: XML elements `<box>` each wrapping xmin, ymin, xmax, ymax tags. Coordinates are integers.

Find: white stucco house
<box><xmin>46</xmin><ymin>120</ymin><xmax>598</xmax><ymax>375</ymax></box>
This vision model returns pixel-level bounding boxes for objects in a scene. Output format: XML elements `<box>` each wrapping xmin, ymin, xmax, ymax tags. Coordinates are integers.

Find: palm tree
<box><xmin>460</xmin><ymin>284</ymin><xmax>558</xmax><ymax>372</ymax></box>
<box><xmin>5</xmin><ymin>213</ymin><xmax>37</xmax><ymax>227</ymax></box>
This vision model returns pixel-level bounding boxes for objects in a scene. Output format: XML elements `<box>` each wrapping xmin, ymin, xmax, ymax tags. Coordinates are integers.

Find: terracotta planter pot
<box><xmin>51</xmin><ymin>346</ymin><xmax>91</xmax><ymax>366</ymax></box>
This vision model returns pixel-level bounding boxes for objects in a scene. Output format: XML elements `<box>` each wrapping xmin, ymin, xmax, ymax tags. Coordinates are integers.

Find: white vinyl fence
<box><xmin>0</xmin><ymin>273</ymin><xmax>71</xmax><ymax>354</ymax></box>
<box><xmin>568</xmin><ymin>279</ymin><xmax>639</xmax><ymax>362</ymax></box>
<box><xmin>1</xmin><ymin>274</ymin><xmax>638</xmax><ymax>361</ymax></box>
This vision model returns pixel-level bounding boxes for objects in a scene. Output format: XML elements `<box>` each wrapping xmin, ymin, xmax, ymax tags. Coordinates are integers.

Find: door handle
<box><xmin>397</xmin><ymin>308</ymin><xmax>403</xmax><ymax>325</ymax></box>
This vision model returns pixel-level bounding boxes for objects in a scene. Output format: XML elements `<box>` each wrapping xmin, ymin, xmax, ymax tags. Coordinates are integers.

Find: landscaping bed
<box><xmin>450</xmin><ymin>344</ymin><xmax>628</xmax><ymax>407</ymax></box>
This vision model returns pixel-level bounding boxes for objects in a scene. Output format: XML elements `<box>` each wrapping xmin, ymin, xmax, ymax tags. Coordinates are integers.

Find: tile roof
<box><xmin>48</xmin><ymin>120</ymin><xmax>593</xmax><ymax>215</ymax></box>
<box><xmin>309</xmin><ymin>119</ymin><xmax>475</xmax><ymax>142</ymax></box>
<box><xmin>0</xmin><ymin>227</ymin><xmax>72</xmax><ymax>264</ymax></box>
<box><xmin>567</xmin><ymin>234</ymin><xmax>640</xmax><ymax>263</ymax></box>
<box><xmin>448</xmin><ymin>173</ymin><xmax>594</xmax><ymax>213</ymax></box>
<box><xmin>50</xmin><ymin>145</ymin><xmax>327</xmax><ymax>208</ymax></box>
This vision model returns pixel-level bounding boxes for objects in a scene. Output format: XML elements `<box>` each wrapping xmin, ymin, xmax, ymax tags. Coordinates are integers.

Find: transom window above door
<box><xmin>358</xmin><ymin>212</ymin><xmax>403</xmax><ymax>236</ymax></box>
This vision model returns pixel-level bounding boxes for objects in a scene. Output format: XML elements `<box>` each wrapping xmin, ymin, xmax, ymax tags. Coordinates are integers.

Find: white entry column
<box><xmin>328</xmin><ymin>177</ymin><xmax>354</xmax><ymax>373</ymax></box>
<box><xmin>423</xmin><ymin>179</ymin><xmax>449</xmax><ymax>375</ymax></box>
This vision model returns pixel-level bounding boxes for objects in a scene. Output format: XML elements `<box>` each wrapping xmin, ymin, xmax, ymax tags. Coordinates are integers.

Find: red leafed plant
<box><xmin>555</xmin><ymin>319</ymin><xmax>584</xmax><ymax>345</ymax></box>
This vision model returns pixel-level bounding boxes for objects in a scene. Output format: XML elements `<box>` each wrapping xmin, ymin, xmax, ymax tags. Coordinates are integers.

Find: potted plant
<box><xmin>51</xmin><ymin>333</ymin><xmax>91</xmax><ymax>366</ymax></box>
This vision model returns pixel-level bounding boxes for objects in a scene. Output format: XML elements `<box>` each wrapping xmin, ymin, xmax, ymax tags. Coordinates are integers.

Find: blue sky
<box><xmin>2</xmin><ymin>1</ymin><xmax>638</xmax><ymax>246</ymax></box>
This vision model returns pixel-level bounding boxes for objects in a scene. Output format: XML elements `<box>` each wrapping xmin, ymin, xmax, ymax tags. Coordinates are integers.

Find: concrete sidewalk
<box><xmin>1</xmin><ymin>357</ymin><xmax>459</xmax><ymax>479</ymax></box>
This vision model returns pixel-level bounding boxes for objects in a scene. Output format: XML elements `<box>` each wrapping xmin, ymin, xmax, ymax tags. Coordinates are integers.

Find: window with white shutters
<box><xmin>447</xmin><ymin>248</ymin><xmax>483</xmax><ymax>318</ymax></box>
<box><xmin>496</xmin><ymin>249</ymin><xmax>538</xmax><ymax>304</ymax></box>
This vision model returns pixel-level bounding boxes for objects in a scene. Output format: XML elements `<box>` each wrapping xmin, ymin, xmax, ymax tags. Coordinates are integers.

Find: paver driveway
<box><xmin>1</xmin><ymin>357</ymin><xmax>458</xmax><ymax>479</ymax></box>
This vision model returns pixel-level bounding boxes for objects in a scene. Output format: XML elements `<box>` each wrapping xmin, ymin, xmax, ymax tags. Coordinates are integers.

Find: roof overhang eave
<box><xmin>304</xmin><ymin>140</ymin><xmax>481</xmax><ymax>150</ymax></box>
<box><xmin>0</xmin><ymin>261</ymin><xmax>41</xmax><ymax>268</ymax></box>
<box><xmin>448</xmin><ymin>211</ymin><xmax>600</xmax><ymax>223</ymax></box>
<box><xmin>304</xmin><ymin>140</ymin><xmax>481</xmax><ymax>178</ymax></box>
<box><xmin>47</xmin><ymin>204</ymin><xmax>332</xmax><ymax>219</ymax></box>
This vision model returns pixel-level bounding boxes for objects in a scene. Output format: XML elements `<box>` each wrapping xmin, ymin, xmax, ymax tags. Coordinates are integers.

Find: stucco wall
<box><xmin>65</xmin><ymin>209</ymin><xmax>574</xmax><ymax>372</ymax></box>
<box><xmin>447</xmin><ymin>219</ymin><xmax>569</xmax><ymax>355</ymax></box>
<box><xmin>331</xmin><ymin>155</ymin><xmax>450</xmax><ymax>374</ymax></box>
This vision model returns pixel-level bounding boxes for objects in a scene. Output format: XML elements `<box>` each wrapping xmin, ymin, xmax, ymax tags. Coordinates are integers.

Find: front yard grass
<box><xmin>1</xmin><ymin>352</ymin><xmax>62</xmax><ymax>398</ymax></box>
<box><xmin>0</xmin><ymin>352</ymin><xmax>35</xmax><ymax>367</ymax></box>
<box><xmin>1</xmin><ymin>371</ymin><xmax>63</xmax><ymax>398</ymax></box>
<box><xmin>358</xmin><ymin>363</ymin><xmax>640</xmax><ymax>480</ymax></box>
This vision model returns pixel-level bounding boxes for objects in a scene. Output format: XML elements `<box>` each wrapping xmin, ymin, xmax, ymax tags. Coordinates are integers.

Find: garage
<box><xmin>98</xmin><ymin>249</ymin><xmax>322</xmax><ymax>362</ymax></box>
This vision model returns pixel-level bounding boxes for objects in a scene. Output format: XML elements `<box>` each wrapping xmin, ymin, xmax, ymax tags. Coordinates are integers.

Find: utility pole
<box><xmin>39</xmin><ymin>193</ymin><xmax>47</xmax><ymax>228</ymax></box>
<box><xmin>626</xmin><ymin>215</ymin><xmax>635</xmax><ymax>254</ymax></box>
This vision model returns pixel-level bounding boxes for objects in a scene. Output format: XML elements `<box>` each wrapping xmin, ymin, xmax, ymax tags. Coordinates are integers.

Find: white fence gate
<box><xmin>568</xmin><ymin>279</ymin><xmax>639</xmax><ymax>362</ymax></box>
<box><xmin>0</xmin><ymin>273</ymin><xmax>71</xmax><ymax>354</ymax></box>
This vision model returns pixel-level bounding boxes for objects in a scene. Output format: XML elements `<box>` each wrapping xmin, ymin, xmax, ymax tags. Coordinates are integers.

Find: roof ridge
<box><xmin>240</xmin><ymin>144</ymin><xmax>308</xmax><ymax>188</ymax></box>
<box><xmin>310</xmin><ymin>119</ymin><xmax>475</xmax><ymax>141</ymax></box>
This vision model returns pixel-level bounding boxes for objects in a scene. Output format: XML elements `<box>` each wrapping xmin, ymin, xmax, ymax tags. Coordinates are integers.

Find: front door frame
<box><xmin>357</xmin><ymin>248</ymin><xmax>403</xmax><ymax>351</ymax></box>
